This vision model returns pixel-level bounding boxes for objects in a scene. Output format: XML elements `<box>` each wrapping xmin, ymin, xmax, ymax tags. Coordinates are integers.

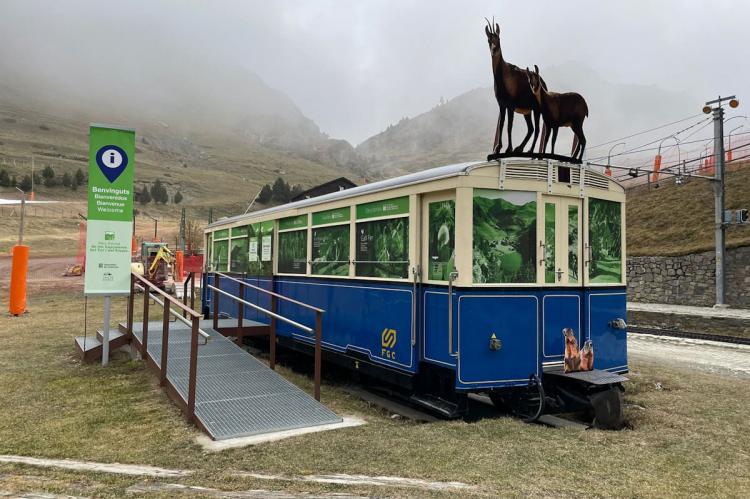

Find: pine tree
<box><xmin>173</xmin><ymin>191</ymin><xmax>183</xmax><ymax>204</ymax></box>
<box><xmin>74</xmin><ymin>168</ymin><xmax>85</xmax><ymax>187</ymax></box>
<box><xmin>19</xmin><ymin>175</ymin><xmax>32</xmax><ymax>192</ymax></box>
<box><xmin>139</xmin><ymin>184</ymin><xmax>152</xmax><ymax>204</ymax></box>
<box><xmin>271</xmin><ymin>177</ymin><xmax>291</xmax><ymax>203</ymax></box>
<box><xmin>10</xmin><ymin>175</ymin><xmax>17</xmax><ymax>187</ymax></box>
<box><xmin>257</xmin><ymin>184</ymin><xmax>272</xmax><ymax>203</ymax></box>
<box><xmin>42</xmin><ymin>166</ymin><xmax>56</xmax><ymax>187</ymax></box>
<box><xmin>62</xmin><ymin>172</ymin><xmax>72</xmax><ymax>187</ymax></box>
<box><xmin>150</xmin><ymin>179</ymin><xmax>168</xmax><ymax>204</ymax></box>
<box><xmin>0</xmin><ymin>169</ymin><xmax>9</xmax><ymax>187</ymax></box>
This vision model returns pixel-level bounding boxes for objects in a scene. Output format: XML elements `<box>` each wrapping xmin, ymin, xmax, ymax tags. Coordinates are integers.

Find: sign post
<box><xmin>84</xmin><ymin>124</ymin><xmax>135</xmax><ymax>365</ymax></box>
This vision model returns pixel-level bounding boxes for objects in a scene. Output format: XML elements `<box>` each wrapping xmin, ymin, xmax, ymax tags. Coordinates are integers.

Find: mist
<box><xmin>0</xmin><ymin>0</ymin><xmax>748</xmax><ymax>149</ymax></box>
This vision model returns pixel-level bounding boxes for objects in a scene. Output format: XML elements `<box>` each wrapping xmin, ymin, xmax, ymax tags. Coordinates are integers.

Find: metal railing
<box><xmin>127</xmin><ymin>272</ymin><xmax>206</xmax><ymax>422</ymax></box>
<box><xmin>208</xmin><ymin>272</ymin><xmax>324</xmax><ymax>401</ymax></box>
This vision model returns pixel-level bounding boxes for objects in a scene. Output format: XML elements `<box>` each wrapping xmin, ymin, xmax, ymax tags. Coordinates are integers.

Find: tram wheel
<box><xmin>589</xmin><ymin>385</ymin><xmax>624</xmax><ymax>430</ymax></box>
<box><xmin>490</xmin><ymin>375</ymin><xmax>545</xmax><ymax>423</ymax></box>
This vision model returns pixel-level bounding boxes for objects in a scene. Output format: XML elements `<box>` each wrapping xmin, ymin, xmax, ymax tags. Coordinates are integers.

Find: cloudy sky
<box><xmin>0</xmin><ymin>0</ymin><xmax>747</xmax><ymax>145</ymax></box>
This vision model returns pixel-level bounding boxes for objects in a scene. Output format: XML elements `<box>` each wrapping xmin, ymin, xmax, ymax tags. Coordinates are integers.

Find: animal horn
<box><xmin>534</xmin><ymin>64</ymin><xmax>539</xmax><ymax>74</ymax></box>
<box><xmin>484</xmin><ymin>17</ymin><xmax>492</xmax><ymax>32</ymax></box>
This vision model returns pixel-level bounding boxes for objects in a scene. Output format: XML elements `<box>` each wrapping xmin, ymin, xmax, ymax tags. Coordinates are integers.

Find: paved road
<box><xmin>629</xmin><ymin>333</ymin><xmax>750</xmax><ymax>378</ymax></box>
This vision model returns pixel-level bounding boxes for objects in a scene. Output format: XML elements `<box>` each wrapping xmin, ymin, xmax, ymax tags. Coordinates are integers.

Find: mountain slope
<box><xmin>356</xmin><ymin>63</ymin><xmax>697</xmax><ymax>175</ymax></box>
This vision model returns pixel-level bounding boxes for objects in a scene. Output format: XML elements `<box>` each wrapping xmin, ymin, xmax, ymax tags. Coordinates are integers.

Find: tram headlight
<box><xmin>608</xmin><ymin>318</ymin><xmax>627</xmax><ymax>330</ymax></box>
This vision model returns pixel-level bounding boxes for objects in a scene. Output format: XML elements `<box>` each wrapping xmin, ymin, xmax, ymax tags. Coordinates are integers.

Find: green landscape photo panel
<box><xmin>212</xmin><ymin>239</ymin><xmax>228</xmax><ymax>271</ymax></box>
<box><xmin>588</xmin><ymin>198</ymin><xmax>622</xmax><ymax>283</ymax></box>
<box><xmin>568</xmin><ymin>205</ymin><xmax>579</xmax><ymax>284</ymax></box>
<box><xmin>247</xmin><ymin>222</ymin><xmax>274</xmax><ymax>276</ymax></box>
<box><xmin>230</xmin><ymin>237</ymin><xmax>248</xmax><ymax>272</ymax></box>
<box><xmin>312</xmin><ymin>225</ymin><xmax>350</xmax><ymax>276</ymax></box>
<box><xmin>278</xmin><ymin>229</ymin><xmax>307</xmax><ymax>274</ymax></box>
<box><xmin>356</xmin><ymin>217</ymin><xmax>409</xmax><ymax>278</ymax></box>
<box><xmin>428</xmin><ymin>200</ymin><xmax>455</xmax><ymax>280</ymax></box>
<box><xmin>473</xmin><ymin>189</ymin><xmax>537</xmax><ymax>284</ymax></box>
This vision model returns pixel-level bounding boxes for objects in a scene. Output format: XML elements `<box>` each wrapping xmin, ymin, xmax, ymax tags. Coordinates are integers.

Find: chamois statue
<box><xmin>485</xmin><ymin>19</ymin><xmax>545</xmax><ymax>155</ymax></box>
<box><xmin>527</xmin><ymin>65</ymin><xmax>589</xmax><ymax>161</ymax></box>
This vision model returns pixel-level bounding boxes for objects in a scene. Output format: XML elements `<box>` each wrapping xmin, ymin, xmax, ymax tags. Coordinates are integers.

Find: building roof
<box><xmin>290</xmin><ymin>177</ymin><xmax>357</xmax><ymax>202</ymax></box>
<box><xmin>208</xmin><ymin>161</ymin><xmax>482</xmax><ymax>228</ymax></box>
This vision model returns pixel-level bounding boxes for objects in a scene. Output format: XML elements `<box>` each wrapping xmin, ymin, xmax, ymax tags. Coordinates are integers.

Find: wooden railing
<box><xmin>127</xmin><ymin>272</ymin><xmax>207</xmax><ymax>422</ymax></box>
<box><xmin>208</xmin><ymin>272</ymin><xmax>324</xmax><ymax>401</ymax></box>
<box><xmin>182</xmin><ymin>271</ymin><xmax>196</xmax><ymax>318</ymax></box>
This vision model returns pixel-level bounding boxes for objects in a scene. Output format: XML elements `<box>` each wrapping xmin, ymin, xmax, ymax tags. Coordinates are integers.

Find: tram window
<box><xmin>568</xmin><ymin>205</ymin><xmax>579</xmax><ymax>283</ymax></box>
<box><xmin>278</xmin><ymin>230</ymin><xmax>307</xmax><ymax>274</ymax></box>
<box><xmin>558</xmin><ymin>166</ymin><xmax>571</xmax><ymax>183</ymax></box>
<box><xmin>428</xmin><ymin>200</ymin><xmax>455</xmax><ymax>280</ymax></box>
<box><xmin>247</xmin><ymin>221</ymin><xmax>274</xmax><ymax>276</ymax></box>
<box><xmin>588</xmin><ymin>198</ymin><xmax>622</xmax><ymax>283</ymax></box>
<box><xmin>312</xmin><ymin>225</ymin><xmax>350</xmax><ymax>276</ymax></box>
<box><xmin>212</xmin><ymin>239</ymin><xmax>229</xmax><ymax>272</ymax></box>
<box><xmin>473</xmin><ymin>189</ymin><xmax>537</xmax><ymax>284</ymax></box>
<box><xmin>230</xmin><ymin>237</ymin><xmax>248</xmax><ymax>272</ymax></box>
<box><xmin>355</xmin><ymin>218</ymin><xmax>409</xmax><ymax>278</ymax></box>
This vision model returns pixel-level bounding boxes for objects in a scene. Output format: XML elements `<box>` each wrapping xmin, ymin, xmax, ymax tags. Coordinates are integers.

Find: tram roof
<box><xmin>207</xmin><ymin>160</ymin><xmax>483</xmax><ymax>228</ymax></box>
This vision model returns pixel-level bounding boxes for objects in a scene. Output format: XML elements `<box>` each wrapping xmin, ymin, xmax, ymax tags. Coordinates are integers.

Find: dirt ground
<box><xmin>0</xmin><ymin>255</ymin><xmax>82</xmax><ymax>294</ymax></box>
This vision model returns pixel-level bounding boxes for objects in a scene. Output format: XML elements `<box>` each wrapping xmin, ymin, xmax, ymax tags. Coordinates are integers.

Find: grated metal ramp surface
<box><xmin>131</xmin><ymin>320</ymin><xmax>341</xmax><ymax>440</ymax></box>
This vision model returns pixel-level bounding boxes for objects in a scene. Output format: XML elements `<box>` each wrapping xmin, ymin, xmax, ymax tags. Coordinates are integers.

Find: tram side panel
<box><xmin>274</xmin><ymin>277</ymin><xmax>419</xmax><ymax>374</ymax></box>
<box><xmin>585</xmin><ymin>288</ymin><xmax>628</xmax><ymax>373</ymax></box>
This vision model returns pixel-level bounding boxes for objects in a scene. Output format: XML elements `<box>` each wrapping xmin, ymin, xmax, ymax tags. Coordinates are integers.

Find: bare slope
<box><xmin>626</xmin><ymin>161</ymin><xmax>750</xmax><ymax>256</ymax></box>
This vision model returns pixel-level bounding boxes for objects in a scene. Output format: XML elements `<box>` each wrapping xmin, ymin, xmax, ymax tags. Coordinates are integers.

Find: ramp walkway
<box><xmin>126</xmin><ymin>318</ymin><xmax>341</xmax><ymax>440</ymax></box>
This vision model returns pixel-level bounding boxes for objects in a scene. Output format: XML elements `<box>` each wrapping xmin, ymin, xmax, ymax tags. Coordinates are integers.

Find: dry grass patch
<box><xmin>0</xmin><ymin>291</ymin><xmax>749</xmax><ymax>497</ymax></box>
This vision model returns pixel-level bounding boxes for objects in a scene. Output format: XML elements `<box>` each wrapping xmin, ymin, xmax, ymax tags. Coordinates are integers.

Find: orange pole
<box><xmin>651</xmin><ymin>154</ymin><xmax>662</xmax><ymax>183</ymax></box>
<box><xmin>175</xmin><ymin>250</ymin><xmax>184</xmax><ymax>281</ymax></box>
<box><xmin>9</xmin><ymin>245</ymin><xmax>29</xmax><ymax>315</ymax></box>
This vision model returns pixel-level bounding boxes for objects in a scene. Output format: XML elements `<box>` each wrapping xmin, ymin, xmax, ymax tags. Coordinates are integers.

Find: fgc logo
<box><xmin>381</xmin><ymin>328</ymin><xmax>397</xmax><ymax>360</ymax></box>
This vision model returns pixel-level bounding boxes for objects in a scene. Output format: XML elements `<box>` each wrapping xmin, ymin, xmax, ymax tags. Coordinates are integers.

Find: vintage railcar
<box><xmin>203</xmin><ymin>158</ymin><xmax>628</xmax><ymax>427</ymax></box>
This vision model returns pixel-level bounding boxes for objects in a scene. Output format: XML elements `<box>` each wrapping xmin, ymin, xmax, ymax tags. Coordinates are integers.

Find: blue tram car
<box><xmin>203</xmin><ymin>159</ymin><xmax>628</xmax><ymax>428</ymax></box>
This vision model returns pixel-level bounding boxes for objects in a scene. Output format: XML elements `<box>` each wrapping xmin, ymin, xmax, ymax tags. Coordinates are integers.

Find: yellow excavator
<box><xmin>131</xmin><ymin>242</ymin><xmax>176</xmax><ymax>293</ymax></box>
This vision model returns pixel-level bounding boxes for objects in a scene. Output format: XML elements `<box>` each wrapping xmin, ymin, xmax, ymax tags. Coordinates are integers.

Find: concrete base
<box><xmin>195</xmin><ymin>416</ymin><xmax>366</xmax><ymax>452</ymax></box>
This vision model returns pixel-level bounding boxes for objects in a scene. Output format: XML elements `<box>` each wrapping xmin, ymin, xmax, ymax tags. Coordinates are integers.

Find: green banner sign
<box><xmin>312</xmin><ymin>206</ymin><xmax>350</xmax><ymax>226</ymax></box>
<box><xmin>231</xmin><ymin>225</ymin><xmax>249</xmax><ymax>237</ymax></box>
<box><xmin>356</xmin><ymin>196</ymin><xmax>409</xmax><ymax>220</ymax></box>
<box><xmin>279</xmin><ymin>214</ymin><xmax>308</xmax><ymax>231</ymax></box>
<box><xmin>213</xmin><ymin>229</ymin><xmax>229</xmax><ymax>240</ymax></box>
<box><xmin>84</xmin><ymin>124</ymin><xmax>135</xmax><ymax>295</ymax></box>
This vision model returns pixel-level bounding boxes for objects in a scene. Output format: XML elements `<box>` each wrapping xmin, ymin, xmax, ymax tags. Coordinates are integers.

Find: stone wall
<box><xmin>627</xmin><ymin>246</ymin><xmax>750</xmax><ymax>309</ymax></box>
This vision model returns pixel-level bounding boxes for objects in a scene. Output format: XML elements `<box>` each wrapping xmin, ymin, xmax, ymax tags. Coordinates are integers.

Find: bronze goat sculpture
<box><xmin>485</xmin><ymin>19</ymin><xmax>545</xmax><ymax>155</ymax></box>
<box><xmin>527</xmin><ymin>65</ymin><xmax>589</xmax><ymax>161</ymax></box>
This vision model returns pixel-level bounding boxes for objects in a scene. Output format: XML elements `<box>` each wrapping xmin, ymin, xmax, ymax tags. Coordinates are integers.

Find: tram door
<box><xmin>540</xmin><ymin>195</ymin><xmax>583</xmax><ymax>363</ymax></box>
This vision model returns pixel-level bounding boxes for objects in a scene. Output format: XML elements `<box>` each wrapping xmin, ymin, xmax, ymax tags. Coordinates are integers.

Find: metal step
<box><xmin>74</xmin><ymin>336</ymin><xmax>102</xmax><ymax>363</ymax></box>
<box><xmin>95</xmin><ymin>329</ymin><xmax>130</xmax><ymax>351</ymax></box>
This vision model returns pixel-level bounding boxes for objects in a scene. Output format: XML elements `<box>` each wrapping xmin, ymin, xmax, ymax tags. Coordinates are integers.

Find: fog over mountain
<box><xmin>1</xmin><ymin>1</ymin><xmax>748</xmax><ymax>176</ymax></box>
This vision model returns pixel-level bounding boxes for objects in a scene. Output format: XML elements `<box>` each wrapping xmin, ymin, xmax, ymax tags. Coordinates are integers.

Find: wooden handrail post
<box><xmin>188</xmin><ymin>315</ymin><xmax>199</xmax><ymax>422</ymax></box>
<box><xmin>190</xmin><ymin>273</ymin><xmax>196</xmax><ymax>312</ymax></box>
<box><xmin>141</xmin><ymin>284</ymin><xmax>150</xmax><ymax>359</ymax></box>
<box><xmin>237</xmin><ymin>280</ymin><xmax>245</xmax><ymax>329</ymax></box>
<box><xmin>212</xmin><ymin>273</ymin><xmax>220</xmax><ymax>330</ymax></box>
<box><xmin>182</xmin><ymin>273</ymin><xmax>189</xmax><ymax>319</ymax></box>
<box><xmin>314</xmin><ymin>311</ymin><xmax>322</xmax><ymax>401</ymax></box>
<box><xmin>126</xmin><ymin>274</ymin><xmax>135</xmax><ymax>337</ymax></box>
<box><xmin>269</xmin><ymin>294</ymin><xmax>277</xmax><ymax>370</ymax></box>
<box><xmin>160</xmin><ymin>301</ymin><xmax>170</xmax><ymax>386</ymax></box>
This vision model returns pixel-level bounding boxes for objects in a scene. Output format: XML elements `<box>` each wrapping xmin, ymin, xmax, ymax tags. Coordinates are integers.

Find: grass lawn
<box><xmin>0</xmin><ymin>291</ymin><xmax>749</xmax><ymax>497</ymax></box>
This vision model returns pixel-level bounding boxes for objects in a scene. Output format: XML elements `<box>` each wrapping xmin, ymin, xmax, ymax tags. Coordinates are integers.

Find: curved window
<box><xmin>588</xmin><ymin>198</ymin><xmax>622</xmax><ymax>283</ymax></box>
<box><xmin>473</xmin><ymin>189</ymin><xmax>537</xmax><ymax>284</ymax></box>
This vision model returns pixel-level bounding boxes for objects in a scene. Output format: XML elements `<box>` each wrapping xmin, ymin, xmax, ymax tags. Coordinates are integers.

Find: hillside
<box><xmin>626</xmin><ymin>161</ymin><xmax>750</xmax><ymax>256</ymax></box>
<box><xmin>356</xmin><ymin>63</ymin><xmax>696</xmax><ymax>175</ymax></box>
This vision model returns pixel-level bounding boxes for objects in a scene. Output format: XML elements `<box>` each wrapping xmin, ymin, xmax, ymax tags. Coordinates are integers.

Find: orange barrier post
<box><xmin>651</xmin><ymin>154</ymin><xmax>662</xmax><ymax>183</ymax></box>
<box><xmin>9</xmin><ymin>245</ymin><xmax>29</xmax><ymax>315</ymax></box>
<box><xmin>175</xmin><ymin>250</ymin><xmax>184</xmax><ymax>281</ymax></box>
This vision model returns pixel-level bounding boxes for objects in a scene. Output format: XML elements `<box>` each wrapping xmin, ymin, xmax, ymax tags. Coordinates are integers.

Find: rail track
<box><xmin>628</xmin><ymin>325</ymin><xmax>750</xmax><ymax>346</ymax></box>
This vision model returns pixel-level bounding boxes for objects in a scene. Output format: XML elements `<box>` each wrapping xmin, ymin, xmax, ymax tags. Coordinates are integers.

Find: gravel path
<box><xmin>629</xmin><ymin>332</ymin><xmax>750</xmax><ymax>378</ymax></box>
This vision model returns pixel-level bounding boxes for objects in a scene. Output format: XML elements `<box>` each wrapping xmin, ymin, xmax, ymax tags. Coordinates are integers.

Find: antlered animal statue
<box><xmin>527</xmin><ymin>65</ymin><xmax>589</xmax><ymax>161</ymax></box>
<box><xmin>484</xmin><ymin>19</ymin><xmax>545</xmax><ymax>155</ymax></box>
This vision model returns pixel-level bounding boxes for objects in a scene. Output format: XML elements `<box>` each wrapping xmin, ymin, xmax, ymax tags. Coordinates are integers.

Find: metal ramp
<box><xmin>128</xmin><ymin>319</ymin><xmax>342</xmax><ymax>440</ymax></box>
